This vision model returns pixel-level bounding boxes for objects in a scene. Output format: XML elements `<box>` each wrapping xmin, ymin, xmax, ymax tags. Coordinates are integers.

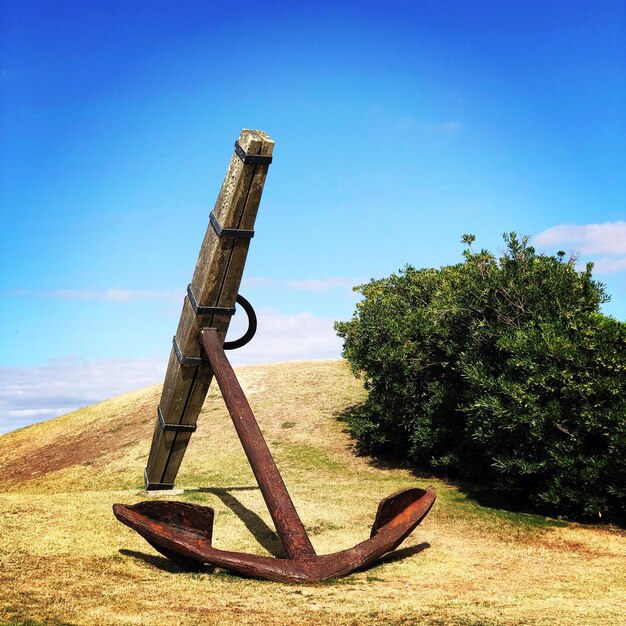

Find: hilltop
<box><xmin>1</xmin><ymin>360</ymin><xmax>624</xmax><ymax>626</ymax></box>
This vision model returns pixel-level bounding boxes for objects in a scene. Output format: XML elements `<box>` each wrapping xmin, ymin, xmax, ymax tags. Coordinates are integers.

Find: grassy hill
<box><xmin>1</xmin><ymin>360</ymin><xmax>624</xmax><ymax>626</ymax></box>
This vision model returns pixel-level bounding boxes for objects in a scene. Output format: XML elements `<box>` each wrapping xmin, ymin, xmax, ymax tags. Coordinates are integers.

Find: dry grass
<box><xmin>1</xmin><ymin>360</ymin><xmax>624</xmax><ymax>626</ymax></box>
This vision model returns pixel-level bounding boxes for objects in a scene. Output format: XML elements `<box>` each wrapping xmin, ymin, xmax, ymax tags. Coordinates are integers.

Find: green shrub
<box><xmin>335</xmin><ymin>234</ymin><xmax>626</xmax><ymax>523</ymax></box>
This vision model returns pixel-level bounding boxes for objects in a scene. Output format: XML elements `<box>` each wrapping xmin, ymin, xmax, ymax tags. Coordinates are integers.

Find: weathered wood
<box><xmin>144</xmin><ymin>130</ymin><xmax>274</xmax><ymax>489</ymax></box>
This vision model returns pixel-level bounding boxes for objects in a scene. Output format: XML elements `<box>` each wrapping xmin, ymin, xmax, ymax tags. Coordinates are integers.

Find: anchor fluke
<box><xmin>113</xmin><ymin>500</ymin><xmax>215</xmax><ymax>572</ymax></box>
<box><xmin>113</xmin><ymin>486</ymin><xmax>435</xmax><ymax>583</ymax></box>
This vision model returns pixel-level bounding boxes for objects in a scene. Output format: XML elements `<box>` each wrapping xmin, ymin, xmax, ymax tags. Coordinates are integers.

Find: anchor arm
<box><xmin>113</xmin><ymin>486</ymin><xmax>435</xmax><ymax>583</ymax></box>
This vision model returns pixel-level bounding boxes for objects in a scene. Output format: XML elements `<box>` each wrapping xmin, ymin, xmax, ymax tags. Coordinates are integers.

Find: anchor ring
<box><xmin>224</xmin><ymin>294</ymin><xmax>257</xmax><ymax>350</ymax></box>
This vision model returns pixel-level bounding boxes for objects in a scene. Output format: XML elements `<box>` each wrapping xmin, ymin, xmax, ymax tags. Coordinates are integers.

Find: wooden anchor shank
<box><xmin>144</xmin><ymin>130</ymin><xmax>274</xmax><ymax>490</ymax></box>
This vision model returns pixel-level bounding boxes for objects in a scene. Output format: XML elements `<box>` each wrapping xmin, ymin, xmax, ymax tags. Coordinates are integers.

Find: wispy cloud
<box><xmin>0</xmin><ymin>356</ymin><xmax>166</xmax><ymax>435</ymax></box>
<box><xmin>535</xmin><ymin>222</ymin><xmax>626</xmax><ymax>256</ymax></box>
<box><xmin>243</xmin><ymin>277</ymin><xmax>361</xmax><ymax>292</ymax></box>
<box><xmin>0</xmin><ymin>69</ymin><xmax>20</xmax><ymax>83</ymax></box>
<box><xmin>3</xmin><ymin>279</ymin><xmax>360</xmax><ymax>301</ymax></box>
<box><xmin>535</xmin><ymin>221</ymin><xmax>626</xmax><ymax>274</ymax></box>
<box><xmin>286</xmin><ymin>278</ymin><xmax>358</xmax><ymax>292</ymax></box>
<box><xmin>425</xmin><ymin>120</ymin><xmax>463</xmax><ymax>137</ymax></box>
<box><xmin>2</xmin><ymin>288</ymin><xmax>183</xmax><ymax>302</ymax></box>
<box><xmin>0</xmin><ymin>310</ymin><xmax>343</xmax><ymax>434</ymax></box>
<box><xmin>37</xmin><ymin>288</ymin><xmax>183</xmax><ymax>302</ymax></box>
<box><xmin>242</xmin><ymin>278</ymin><xmax>281</xmax><ymax>289</ymax></box>
<box><xmin>592</xmin><ymin>257</ymin><xmax>626</xmax><ymax>274</ymax></box>
<box><xmin>365</xmin><ymin>105</ymin><xmax>463</xmax><ymax>139</ymax></box>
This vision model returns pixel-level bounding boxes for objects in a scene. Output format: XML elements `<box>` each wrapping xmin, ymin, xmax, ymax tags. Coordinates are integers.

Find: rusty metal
<box><xmin>114</xmin><ymin>327</ymin><xmax>436</xmax><ymax>583</ymax></box>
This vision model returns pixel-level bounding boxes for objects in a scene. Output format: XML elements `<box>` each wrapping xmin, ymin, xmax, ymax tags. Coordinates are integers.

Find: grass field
<box><xmin>1</xmin><ymin>360</ymin><xmax>624</xmax><ymax>625</ymax></box>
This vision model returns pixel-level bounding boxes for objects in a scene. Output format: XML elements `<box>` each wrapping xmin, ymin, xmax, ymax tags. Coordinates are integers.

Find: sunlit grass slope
<box><xmin>1</xmin><ymin>360</ymin><xmax>624</xmax><ymax>626</ymax></box>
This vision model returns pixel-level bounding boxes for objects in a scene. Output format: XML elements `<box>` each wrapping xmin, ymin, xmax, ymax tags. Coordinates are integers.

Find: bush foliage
<box><xmin>335</xmin><ymin>234</ymin><xmax>626</xmax><ymax>523</ymax></box>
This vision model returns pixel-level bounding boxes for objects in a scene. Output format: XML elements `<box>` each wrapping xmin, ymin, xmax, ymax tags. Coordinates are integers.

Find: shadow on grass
<box><xmin>119</xmin><ymin>548</ymin><xmax>186</xmax><ymax>573</ymax></box>
<box><xmin>191</xmin><ymin>486</ymin><xmax>286</xmax><ymax>558</ymax></box>
<box><xmin>460</xmin><ymin>483</ymin><xmax>535</xmax><ymax>514</ymax></box>
<box><xmin>376</xmin><ymin>541</ymin><xmax>430</xmax><ymax>564</ymax></box>
<box><xmin>317</xmin><ymin>543</ymin><xmax>431</xmax><ymax>585</ymax></box>
<box><xmin>334</xmin><ymin>403</ymin><xmax>437</xmax><ymax>478</ymax></box>
<box><xmin>188</xmin><ymin>485</ymin><xmax>433</xmax><ymax>565</ymax></box>
<box><xmin>334</xmin><ymin>402</ymin><xmax>571</xmax><ymax>528</ymax></box>
<box><xmin>120</xmin><ymin>479</ymin><xmax>433</xmax><ymax>579</ymax></box>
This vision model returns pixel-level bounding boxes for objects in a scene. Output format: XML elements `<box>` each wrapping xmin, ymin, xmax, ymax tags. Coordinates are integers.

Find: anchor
<box><xmin>113</xmin><ymin>130</ymin><xmax>436</xmax><ymax>583</ymax></box>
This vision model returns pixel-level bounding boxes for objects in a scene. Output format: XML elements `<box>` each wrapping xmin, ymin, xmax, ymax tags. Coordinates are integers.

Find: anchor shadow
<box><xmin>119</xmin><ymin>548</ymin><xmax>185</xmax><ymax>573</ymax></box>
<box><xmin>377</xmin><ymin>541</ymin><xmax>430</xmax><ymax>564</ymax></box>
<box><xmin>192</xmin><ymin>486</ymin><xmax>431</xmax><ymax>568</ymax></box>
<box><xmin>195</xmin><ymin>486</ymin><xmax>286</xmax><ymax>558</ymax></box>
<box><xmin>121</xmin><ymin>482</ymin><xmax>431</xmax><ymax>576</ymax></box>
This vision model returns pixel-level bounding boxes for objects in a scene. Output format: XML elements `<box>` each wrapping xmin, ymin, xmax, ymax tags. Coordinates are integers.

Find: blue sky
<box><xmin>1</xmin><ymin>0</ymin><xmax>625</xmax><ymax>432</ymax></box>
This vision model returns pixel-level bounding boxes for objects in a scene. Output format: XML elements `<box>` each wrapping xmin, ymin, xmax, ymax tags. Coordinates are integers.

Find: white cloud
<box><xmin>535</xmin><ymin>221</ymin><xmax>626</xmax><ymax>274</ymax></box>
<box><xmin>228</xmin><ymin>309</ymin><xmax>343</xmax><ymax>366</ymax></box>
<box><xmin>34</xmin><ymin>289</ymin><xmax>183</xmax><ymax>302</ymax></box>
<box><xmin>535</xmin><ymin>222</ymin><xmax>626</xmax><ymax>256</ymax></box>
<box><xmin>2</xmin><ymin>408</ymin><xmax>78</xmax><ymax>433</ymax></box>
<box><xmin>0</xmin><ymin>356</ymin><xmax>166</xmax><ymax>435</ymax></box>
<box><xmin>0</xmin><ymin>311</ymin><xmax>343</xmax><ymax>434</ymax></box>
<box><xmin>591</xmin><ymin>257</ymin><xmax>626</xmax><ymax>274</ymax></box>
